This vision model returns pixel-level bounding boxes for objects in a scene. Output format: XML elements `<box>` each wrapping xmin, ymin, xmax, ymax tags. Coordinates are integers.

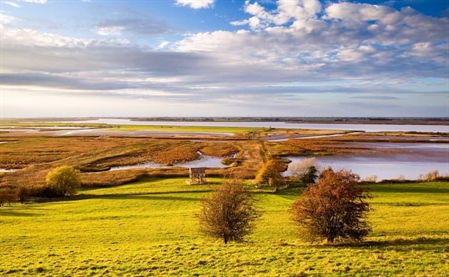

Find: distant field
<box><xmin>1</xmin><ymin>180</ymin><xmax>448</xmax><ymax>276</ymax></box>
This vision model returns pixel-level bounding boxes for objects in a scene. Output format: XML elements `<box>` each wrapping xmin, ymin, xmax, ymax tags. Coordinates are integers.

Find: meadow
<box><xmin>1</xmin><ymin>179</ymin><xmax>449</xmax><ymax>276</ymax></box>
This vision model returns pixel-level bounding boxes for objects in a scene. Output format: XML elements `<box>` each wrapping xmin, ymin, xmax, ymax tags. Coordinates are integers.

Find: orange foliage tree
<box><xmin>291</xmin><ymin>168</ymin><xmax>372</xmax><ymax>243</ymax></box>
<box><xmin>253</xmin><ymin>159</ymin><xmax>286</xmax><ymax>192</ymax></box>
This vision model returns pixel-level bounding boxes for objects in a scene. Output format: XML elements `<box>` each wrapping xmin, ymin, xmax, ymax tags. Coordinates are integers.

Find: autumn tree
<box><xmin>291</xmin><ymin>168</ymin><xmax>371</xmax><ymax>244</ymax></box>
<box><xmin>254</xmin><ymin>159</ymin><xmax>286</xmax><ymax>192</ymax></box>
<box><xmin>198</xmin><ymin>177</ymin><xmax>261</xmax><ymax>244</ymax></box>
<box><xmin>45</xmin><ymin>166</ymin><xmax>81</xmax><ymax>197</ymax></box>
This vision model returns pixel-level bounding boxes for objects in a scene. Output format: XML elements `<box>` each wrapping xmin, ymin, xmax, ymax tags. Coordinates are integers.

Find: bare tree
<box><xmin>198</xmin><ymin>177</ymin><xmax>261</xmax><ymax>244</ymax></box>
<box><xmin>291</xmin><ymin>168</ymin><xmax>372</xmax><ymax>244</ymax></box>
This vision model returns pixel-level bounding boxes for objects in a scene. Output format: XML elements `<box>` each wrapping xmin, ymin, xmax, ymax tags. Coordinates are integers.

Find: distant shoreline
<box><xmin>1</xmin><ymin>117</ymin><xmax>448</xmax><ymax>126</ymax></box>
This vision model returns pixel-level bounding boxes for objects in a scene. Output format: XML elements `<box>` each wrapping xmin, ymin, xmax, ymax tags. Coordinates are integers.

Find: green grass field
<box><xmin>1</xmin><ymin>180</ymin><xmax>449</xmax><ymax>276</ymax></box>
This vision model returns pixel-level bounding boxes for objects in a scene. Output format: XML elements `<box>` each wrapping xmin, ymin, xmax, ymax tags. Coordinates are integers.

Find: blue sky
<box><xmin>1</xmin><ymin>0</ymin><xmax>448</xmax><ymax>118</ymax></box>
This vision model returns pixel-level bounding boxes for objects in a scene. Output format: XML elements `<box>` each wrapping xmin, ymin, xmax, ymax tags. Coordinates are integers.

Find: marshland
<box><xmin>1</xmin><ymin>118</ymin><xmax>448</xmax><ymax>276</ymax></box>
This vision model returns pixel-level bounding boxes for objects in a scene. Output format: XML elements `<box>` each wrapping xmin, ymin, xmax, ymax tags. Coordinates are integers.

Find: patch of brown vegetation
<box><xmin>1</xmin><ymin>129</ymin><xmax>447</xmax><ymax>200</ymax></box>
<box><xmin>0</xmin><ymin>135</ymin><xmax>243</xmax><ymax>195</ymax></box>
<box><xmin>200</xmin><ymin>142</ymin><xmax>240</xmax><ymax>157</ymax></box>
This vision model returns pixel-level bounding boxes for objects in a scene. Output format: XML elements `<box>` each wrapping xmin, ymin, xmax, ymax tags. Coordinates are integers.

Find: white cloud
<box><xmin>4</xmin><ymin>1</ymin><xmax>21</xmax><ymax>8</ymax></box>
<box><xmin>230</xmin><ymin>19</ymin><xmax>249</xmax><ymax>26</ymax></box>
<box><xmin>22</xmin><ymin>0</ymin><xmax>47</xmax><ymax>3</ymax></box>
<box><xmin>325</xmin><ymin>2</ymin><xmax>395</xmax><ymax>23</ymax></box>
<box><xmin>245</xmin><ymin>1</ymin><xmax>265</xmax><ymax>15</ymax></box>
<box><xmin>157</xmin><ymin>41</ymin><xmax>170</xmax><ymax>49</ymax></box>
<box><xmin>1</xmin><ymin>0</ymin><xmax>447</xmax><ymax>117</ymax></box>
<box><xmin>1</xmin><ymin>26</ymin><xmax>87</xmax><ymax>47</ymax></box>
<box><xmin>96</xmin><ymin>26</ymin><xmax>124</xmax><ymax>36</ymax></box>
<box><xmin>337</xmin><ymin>47</ymin><xmax>365</xmax><ymax>62</ymax></box>
<box><xmin>176</xmin><ymin>0</ymin><xmax>448</xmax><ymax>84</ymax></box>
<box><xmin>238</xmin><ymin>0</ymin><xmax>322</xmax><ymax>29</ymax></box>
<box><xmin>175</xmin><ymin>0</ymin><xmax>214</xmax><ymax>9</ymax></box>
<box><xmin>0</xmin><ymin>12</ymin><xmax>18</xmax><ymax>25</ymax></box>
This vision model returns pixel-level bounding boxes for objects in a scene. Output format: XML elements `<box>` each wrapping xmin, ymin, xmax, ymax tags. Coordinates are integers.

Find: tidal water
<box><xmin>72</xmin><ymin>118</ymin><xmax>449</xmax><ymax>133</ymax></box>
<box><xmin>286</xmin><ymin>143</ymin><xmax>449</xmax><ymax>181</ymax></box>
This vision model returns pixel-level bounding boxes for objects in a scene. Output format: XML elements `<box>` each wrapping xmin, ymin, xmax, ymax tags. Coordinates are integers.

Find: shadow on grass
<box><xmin>369</xmin><ymin>183</ymin><xmax>449</xmax><ymax>194</ymax></box>
<box><xmin>84</xmin><ymin>193</ymin><xmax>202</xmax><ymax>202</ymax></box>
<box><xmin>0</xmin><ymin>205</ymin><xmax>44</xmax><ymax>217</ymax></box>
<box><xmin>0</xmin><ymin>210</ymin><xmax>38</xmax><ymax>217</ymax></box>
<box><xmin>367</xmin><ymin>236</ymin><xmax>449</xmax><ymax>248</ymax></box>
<box><xmin>274</xmin><ymin>187</ymin><xmax>305</xmax><ymax>200</ymax></box>
<box><xmin>35</xmin><ymin>190</ymin><xmax>211</xmax><ymax>203</ymax></box>
<box><xmin>314</xmin><ymin>236</ymin><xmax>449</xmax><ymax>249</ymax></box>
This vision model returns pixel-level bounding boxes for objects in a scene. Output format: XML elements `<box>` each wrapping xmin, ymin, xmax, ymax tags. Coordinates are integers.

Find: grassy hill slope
<box><xmin>1</xmin><ymin>179</ymin><xmax>449</xmax><ymax>276</ymax></box>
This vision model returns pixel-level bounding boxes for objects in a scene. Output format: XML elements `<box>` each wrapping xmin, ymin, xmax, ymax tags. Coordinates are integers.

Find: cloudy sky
<box><xmin>1</xmin><ymin>0</ymin><xmax>448</xmax><ymax>118</ymax></box>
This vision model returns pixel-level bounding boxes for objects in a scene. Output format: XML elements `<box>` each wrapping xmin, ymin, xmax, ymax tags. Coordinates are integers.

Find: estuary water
<box><xmin>72</xmin><ymin>118</ymin><xmax>449</xmax><ymax>133</ymax></box>
<box><xmin>286</xmin><ymin>142</ymin><xmax>449</xmax><ymax>181</ymax></box>
<box><xmin>3</xmin><ymin>119</ymin><xmax>445</xmax><ymax>179</ymax></box>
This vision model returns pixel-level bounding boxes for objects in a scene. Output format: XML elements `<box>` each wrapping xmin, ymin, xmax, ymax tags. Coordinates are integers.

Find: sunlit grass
<box><xmin>369</xmin><ymin>182</ymin><xmax>449</xmax><ymax>237</ymax></box>
<box><xmin>80</xmin><ymin>177</ymin><xmax>223</xmax><ymax>195</ymax></box>
<box><xmin>1</xmin><ymin>180</ymin><xmax>449</xmax><ymax>276</ymax></box>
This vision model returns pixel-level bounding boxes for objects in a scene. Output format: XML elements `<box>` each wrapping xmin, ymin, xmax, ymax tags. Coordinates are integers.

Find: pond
<box><xmin>286</xmin><ymin>142</ymin><xmax>449</xmax><ymax>181</ymax></box>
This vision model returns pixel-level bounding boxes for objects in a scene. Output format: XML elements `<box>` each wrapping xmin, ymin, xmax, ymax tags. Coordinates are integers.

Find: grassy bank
<box><xmin>1</xmin><ymin>180</ymin><xmax>448</xmax><ymax>276</ymax></box>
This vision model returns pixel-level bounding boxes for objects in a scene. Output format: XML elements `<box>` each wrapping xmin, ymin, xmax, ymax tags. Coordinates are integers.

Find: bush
<box><xmin>198</xmin><ymin>176</ymin><xmax>261</xmax><ymax>244</ymax></box>
<box><xmin>419</xmin><ymin>170</ymin><xmax>439</xmax><ymax>181</ymax></box>
<box><xmin>291</xmin><ymin>168</ymin><xmax>372</xmax><ymax>244</ymax></box>
<box><xmin>45</xmin><ymin>166</ymin><xmax>81</xmax><ymax>197</ymax></box>
<box><xmin>16</xmin><ymin>186</ymin><xmax>30</xmax><ymax>203</ymax></box>
<box><xmin>254</xmin><ymin>159</ymin><xmax>286</xmax><ymax>191</ymax></box>
<box><xmin>0</xmin><ymin>185</ymin><xmax>16</xmax><ymax>206</ymax></box>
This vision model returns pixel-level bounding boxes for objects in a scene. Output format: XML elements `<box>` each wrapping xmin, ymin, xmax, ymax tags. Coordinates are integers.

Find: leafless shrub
<box><xmin>363</xmin><ymin>175</ymin><xmax>378</xmax><ymax>183</ymax></box>
<box><xmin>425</xmin><ymin>170</ymin><xmax>439</xmax><ymax>181</ymax></box>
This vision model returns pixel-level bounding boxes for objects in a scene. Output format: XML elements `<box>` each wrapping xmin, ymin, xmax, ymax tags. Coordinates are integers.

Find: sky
<box><xmin>0</xmin><ymin>0</ymin><xmax>448</xmax><ymax>118</ymax></box>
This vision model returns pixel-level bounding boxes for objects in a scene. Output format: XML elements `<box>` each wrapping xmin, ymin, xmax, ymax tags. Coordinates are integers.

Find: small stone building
<box><xmin>189</xmin><ymin>167</ymin><xmax>206</xmax><ymax>184</ymax></box>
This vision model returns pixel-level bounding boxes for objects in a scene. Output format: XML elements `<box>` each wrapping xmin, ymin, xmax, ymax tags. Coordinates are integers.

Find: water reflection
<box><xmin>286</xmin><ymin>142</ymin><xmax>449</xmax><ymax>181</ymax></box>
<box><xmin>287</xmin><ymin>156</ymin><xmax>448</xmax><ymax>181</ymax></box>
